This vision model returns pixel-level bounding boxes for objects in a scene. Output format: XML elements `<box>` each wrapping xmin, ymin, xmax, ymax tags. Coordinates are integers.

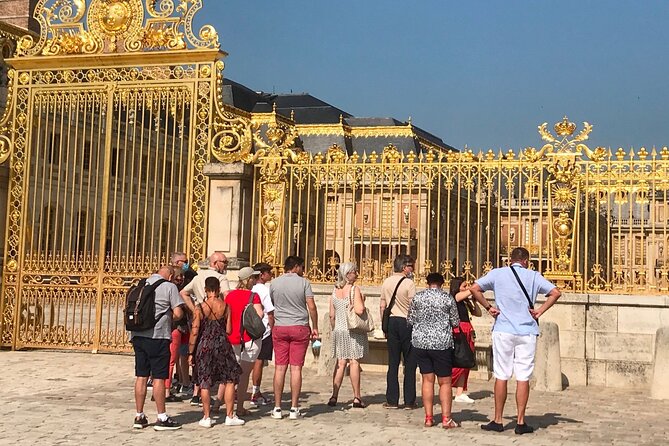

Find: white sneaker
<box><xmin>454</xmin><ymin>394</ymin><xmax>475</xmax><ymax>403</ymax></box>
<box><xmin>224</xmin><ymin>415</ymin><xmax>245</xmax><ymax>426</ymax></box>
<box><xmin>271</xmin><ymin>407</ymin><xmax>283</xmax><ymax>419</ymax></box>
<box><xmin>289</xmin><ymin>408</ymin><xmax>302</xmax><ymax>420</ymax></box>
<box><xmin>198</xmin><ymin>417</ymin><xmax>213</xmax><ymax>428</ymax></box>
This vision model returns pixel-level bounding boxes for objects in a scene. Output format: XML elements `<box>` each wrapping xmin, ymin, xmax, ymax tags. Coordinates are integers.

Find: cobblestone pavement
<box><xmin>2</xmin><ymin>351</ymin><xmax>667</xmax><ymax>446</ymax></box>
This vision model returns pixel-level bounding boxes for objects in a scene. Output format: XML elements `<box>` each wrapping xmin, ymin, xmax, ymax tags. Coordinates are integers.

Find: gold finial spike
<box><xmin>339</xmin><ymin>114</ymin><xmax>344</xmax><ymax>124</ymax></box>
<box><xmin>272</xmin><ymin>102</ymin><xmax>277</xmax><ymax>114</ymax></box>
<box><xmin>290</xmin><ymin>109</ymin><xmax>295</xmax><ymax>121</ymax></box>
<box><xmin>408</xmin><ymin>116</ymin><xmax>412</xmax><ymax>126</ymax></box>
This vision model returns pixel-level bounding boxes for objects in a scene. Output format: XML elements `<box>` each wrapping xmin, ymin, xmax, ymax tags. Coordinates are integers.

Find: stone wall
<box><xmin>0</xmin><ymin>0</ymin><xmax>39</xmax><ymax>31</ymax></box>
<box><xmin>538</xmin><ymin>293</ymin><xmax>669</xmax><ymax>388</ymax></box>
<box><xmin>308</xmin><ymin>284</ymin><xmax>669</xmax><ymax>388</ymax></box>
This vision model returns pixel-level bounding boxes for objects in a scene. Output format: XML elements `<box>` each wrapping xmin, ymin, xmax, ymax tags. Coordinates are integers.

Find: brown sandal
<box><xmin>352</xmin><ymin>397</ymin><xmax>366</xmax><ymax>408</ymax></box>
<box><xmin>327</xmin><ymin>396</ymin><xmax>337</xmax><ymax>407</ymax></box>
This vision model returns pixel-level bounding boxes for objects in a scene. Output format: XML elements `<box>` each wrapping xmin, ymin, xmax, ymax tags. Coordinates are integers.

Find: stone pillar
<box><xmin>316</xmin><ymin>312</ymin><xmax>335</xmax><ymax>376</ymax></box>
<box><xmin>650</xmin><ymin>326</ymin><xmax>669</xmax><ymax>399</ymax></box>
<box><xmin>203</xmin><ymin>162</ymin><xmax>254</xmax><ymax>270</ymax></box>
<box><xmin>533</xmin><ymin>321</ymin><xmax>563</xmax><ymax>392</ymax></box>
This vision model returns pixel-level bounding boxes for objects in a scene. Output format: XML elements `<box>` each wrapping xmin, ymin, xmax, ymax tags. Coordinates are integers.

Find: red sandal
<box><xmin>424</xmin><ymin>415</ymin><xmax>434</xmax><ymax>427</ymax></box>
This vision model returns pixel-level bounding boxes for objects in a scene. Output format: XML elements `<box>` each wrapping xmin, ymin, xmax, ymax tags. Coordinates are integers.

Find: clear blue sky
<box><xmin>195</xmin><ymin>0</ymin><xmax>669</xmax><ymax>152</ymax></box>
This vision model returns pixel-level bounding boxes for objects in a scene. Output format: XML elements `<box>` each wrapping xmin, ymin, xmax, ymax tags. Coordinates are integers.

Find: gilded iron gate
<box><xmin>0</xmin><ymin>0</ymin><xmax>251</xmax><ymax>350</ymax></box>
<box><xmin>245</xmin><ymin>116</ymin><xmax>669</xmax><ymax>294</ymax></box>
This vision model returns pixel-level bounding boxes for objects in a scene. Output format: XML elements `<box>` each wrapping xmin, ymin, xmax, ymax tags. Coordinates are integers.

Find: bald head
<box><xmin>157</xmin><ymin>265</ymin><xmax>175</xmax><ymax>280</ymax></box>
<box><xmin>209</xmin><ymin>251</ymin><xmax>228</xmax><ymax>273</ymax></box>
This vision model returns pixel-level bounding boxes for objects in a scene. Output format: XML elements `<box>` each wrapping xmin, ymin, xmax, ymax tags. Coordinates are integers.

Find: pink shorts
<box><xmin>272</xmin><ymin>325</ymin><xmax>311</xmax><ymax>366</ymax></box>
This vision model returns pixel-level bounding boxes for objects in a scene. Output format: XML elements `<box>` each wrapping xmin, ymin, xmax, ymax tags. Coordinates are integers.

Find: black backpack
<box><xmin>240</xmin><ymin>292</ymin><xmax>265</xmax><ymax>343</ymax></box>
<box><xmin>124</xmin><ymin>278</ymin><xmax>168</xmax><ymax>332</ymax></box>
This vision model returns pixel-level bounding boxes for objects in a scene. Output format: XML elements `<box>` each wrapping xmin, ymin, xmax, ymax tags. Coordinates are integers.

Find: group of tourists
<box><xmin>130</xmin><ymin>253</ymin><xmax>317</xmax><ymax>430</ymax></box>
<box><xmin>129</xmin><ymin>246</ymin><xmax>561</xmax><ymax>436</ymax></box>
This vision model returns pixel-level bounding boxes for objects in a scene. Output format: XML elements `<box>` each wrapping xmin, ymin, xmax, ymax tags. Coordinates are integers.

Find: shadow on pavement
<box><xmin>526</xmin><ymin>412</ymin><xmax>582</xmax><ymax>430</ymax></box>
<box><xmin>467</xmin><ymin>390</ymin><xmax>493</xmax><ymax>400</ymax></box>
<box><xmin>456</xmin><ymin>408</ymin><xmax>490</xmax><ymax>423</ymax></box>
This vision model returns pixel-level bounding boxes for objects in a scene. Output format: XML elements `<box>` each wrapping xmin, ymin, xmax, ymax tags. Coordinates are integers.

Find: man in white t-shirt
<box><xmin>250</xmin><ymin>262</ymin><xmax>275</xmax><ymax>406</ymax></box>
<box><xmin>179</xmin><ymin>251</ymin><xmax>230</xmax><ymax>312</ymax></box>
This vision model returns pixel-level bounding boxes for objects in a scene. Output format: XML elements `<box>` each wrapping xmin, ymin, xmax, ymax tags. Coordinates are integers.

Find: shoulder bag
<box><xmin>241</xmin><ymin>292</ymin><xmax>265</xmax><ymax>345</ymax></box>
<box><xmin>452</xmin><ymin>327</ymin><xmax>476</xmax><ymax>369</ymax></box>
<box><xmin>346</xmin><ymin>285</ymin><xmax>374</xmax><ymax>334</ymax></box>
<box><xmin>381</xmin><ymin>277</ymin><xmax>406</xmax><ymax>335</ymax></box>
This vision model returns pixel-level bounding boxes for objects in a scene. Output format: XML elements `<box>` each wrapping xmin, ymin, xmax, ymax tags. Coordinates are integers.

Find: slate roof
<box><xmin>220</xmin><ymin>78</ymin><xmax>455</xmax><ymax>153</ymax></box>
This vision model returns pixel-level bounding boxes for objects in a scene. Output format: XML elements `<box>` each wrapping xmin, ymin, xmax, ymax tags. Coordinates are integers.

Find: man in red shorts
<box><xmin>269</xmin><ymin>256</ymin><xmax>318</xmax><ymax>420</ymax></box>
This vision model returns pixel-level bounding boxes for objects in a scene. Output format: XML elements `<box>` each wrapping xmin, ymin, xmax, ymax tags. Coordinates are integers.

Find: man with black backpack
<box><xmin>130</xmin><ymin>265</ymin><xmax>185</xmax><ymax>431</ymax></box>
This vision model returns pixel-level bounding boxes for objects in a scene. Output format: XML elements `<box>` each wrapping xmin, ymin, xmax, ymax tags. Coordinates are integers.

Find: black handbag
<box><xmin>452</xmin><ymin>329</ymin><xmax>476</xmax><ymax>369</ymax></box>
<box><xmin>381</xmin><ymin>277</ymin><xmax>406</xmax><ymax>335</ymax></box>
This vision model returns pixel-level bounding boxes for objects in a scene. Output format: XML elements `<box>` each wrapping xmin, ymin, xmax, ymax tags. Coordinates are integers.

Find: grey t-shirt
<box><xmin>270</xmin><ymin>273</ymin><xmax>314</xmax><ymax>327</ymax></box>
<box><xmin>130</xmin><ymin>274</ymin><xmax>184</xmax><ymax>340</ymax></box>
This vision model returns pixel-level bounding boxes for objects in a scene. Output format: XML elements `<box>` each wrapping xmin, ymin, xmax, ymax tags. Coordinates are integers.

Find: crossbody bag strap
<box><xmin>240</xmin><ymin>292</ymin><xmax>257</xmax><ymax>350</ymax></box>
<box><xmin>387</xmin><ymin>277</ymin><xmax>406</xmax><ymax>314</ymax></box>
<box><xmin>510</xmin><ymin>266</ymin><xmax>533</xmax><ymax>309</ymax></box>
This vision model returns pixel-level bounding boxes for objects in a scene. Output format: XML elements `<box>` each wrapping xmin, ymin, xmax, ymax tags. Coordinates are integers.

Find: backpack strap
<box><xmin>148</xmin><ymin>279</ymin><xmax>170</xmax><ymax>321</ymax></box>
<box><xmin>510</xmin><ymin>266</ymin><xmax>533</xmax><ymax>310</ymax></box>
<box><xmin>240</xmin><ymin>292</ymin><xmax>257</xmax><ymax>351</ymax></box>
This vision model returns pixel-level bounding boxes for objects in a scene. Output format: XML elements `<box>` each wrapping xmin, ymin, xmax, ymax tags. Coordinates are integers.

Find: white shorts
<box><xmin>233</xmin><ymin>339</ymin><xmax>262</xmax><ymax>364</ymax></box>
<box><xmin>492</xmin><ymin>332</ymin><xmax>537</xmax><ymax>381</ymax></box>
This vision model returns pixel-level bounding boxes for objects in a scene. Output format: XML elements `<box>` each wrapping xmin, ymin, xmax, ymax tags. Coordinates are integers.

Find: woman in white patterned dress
<box><xmin>328</xmin><ymin>262</ymin><xmax>369</xmax><ymax>408</ymax></box>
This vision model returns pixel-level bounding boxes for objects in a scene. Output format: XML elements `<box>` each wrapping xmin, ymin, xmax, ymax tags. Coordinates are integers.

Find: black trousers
<box><xmin>385</xmin><ymin>316</ymin><xmax>417</xmax><ymax>405</ymax></box>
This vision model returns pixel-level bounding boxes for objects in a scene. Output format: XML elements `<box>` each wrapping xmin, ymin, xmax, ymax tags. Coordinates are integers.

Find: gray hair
<box><xmin>170</xmin><ymin>252</ymin><xmax>186</xmax><ymax>264</ymax></box>
<box><xmin>393</xmin><ymin>254</ymin><xmax>414</xmax><ymax>273</ymax></box>
<box><xmin>335</xmin><ymin>262</ymin><xmax>358</xmax><ymax>289</ymax></box>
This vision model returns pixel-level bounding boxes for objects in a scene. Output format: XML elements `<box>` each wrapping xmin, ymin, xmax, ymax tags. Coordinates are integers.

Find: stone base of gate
<box><xmin>204</xmin><ymin>162</ymin><xmax>254</xmax><ymax>267</ymax></box>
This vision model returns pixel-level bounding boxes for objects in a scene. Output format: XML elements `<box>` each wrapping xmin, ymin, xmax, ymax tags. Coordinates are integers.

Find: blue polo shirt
<box><xmin>475</xmin><ymin>263</ymin><xmax>556</xmax><ymax>336</ymax></box>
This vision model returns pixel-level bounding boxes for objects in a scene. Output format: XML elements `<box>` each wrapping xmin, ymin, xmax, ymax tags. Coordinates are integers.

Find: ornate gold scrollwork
<box><xmin>251</xmin><ymin>112</ymin><xmax>306</xmax><ymax>267</ymax></box>
<box><xmin>210</xmin><ymin>60</ymin><xmax>253</xmax><ymax>163</ymax></box>
<box><xmin>0</xmin><ymin>69</ymin><xmax>14</xmax><ymax>164</ymax></box>
<box><xmin>17</xmin><ymin>0</ymin><xmax>219</xmax><ymax>56</ymax></box>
